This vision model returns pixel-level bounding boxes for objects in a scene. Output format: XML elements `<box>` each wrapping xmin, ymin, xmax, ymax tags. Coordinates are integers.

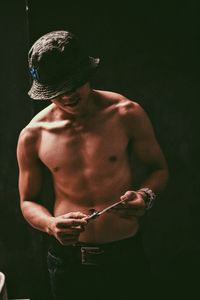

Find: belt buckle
<box><xmin>81</xmin><ymin>246</ymin><xmax>104</xmax><ymax>266</ymax></box>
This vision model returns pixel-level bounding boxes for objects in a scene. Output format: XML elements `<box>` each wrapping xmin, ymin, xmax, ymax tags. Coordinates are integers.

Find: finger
<box><xmin>120</xmin><ymin>191</ymin><xmax>137</xmax><ymax>202</ymax></box>
<box><xmin>70</xmin><ymin>225</ymin><xmax>86</xmax><ymax>231</ymax></box>
<box><xmin>56</xmin><ymin>218</ymin><xmax>87</xmax><ymax>229</ymax></box>
<box><xmin>62</xmin><ymin>212</ymin><xmax>88</xmax><ymax>219</ymax></box>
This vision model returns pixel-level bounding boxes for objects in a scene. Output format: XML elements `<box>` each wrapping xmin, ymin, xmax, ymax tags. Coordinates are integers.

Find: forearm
<box><xmin>139</xmin><ymin>168</ymin><xmax>169</xmax><ymax>194</ymax></box>
<box><xmin>21</xmin><ymin>200</ymin><xmax>54</xmax><ymax>234</ymax></box>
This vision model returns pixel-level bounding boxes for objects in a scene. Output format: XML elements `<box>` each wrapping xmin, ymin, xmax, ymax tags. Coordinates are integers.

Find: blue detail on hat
<box><xmin>30</xmin><ymin>67</ymin><xmax>39</xmax><ymax>81</ymax></box>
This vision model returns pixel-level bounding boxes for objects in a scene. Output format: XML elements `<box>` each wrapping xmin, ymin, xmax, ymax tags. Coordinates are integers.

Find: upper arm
<box><xmin>17</xmin><ymin>128</ymin><xmax>44</xmax><ymax>204</ymax></box>
<box><xmin>123</xmin><ymin>101</ymin><xmax>168</xmax><ymax>171</ymax></box>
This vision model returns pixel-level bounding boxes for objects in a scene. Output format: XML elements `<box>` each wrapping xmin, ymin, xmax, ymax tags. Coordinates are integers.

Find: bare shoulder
<box><xmin>117</xmin><ymin>99</ymin><xmax>145</xmax><ymax>118</ymax></box>
<box><xmin>94</xmin><ymin>89</ymin><xmax>145</xmax><ymax>117</ymax></box>
<box><xmin>17</xmin><ymin>128</ymin><xmax>39</xmax><ymax>166</ymax></box>
<box><xmin>95</xmin><ymin>90</ymin><xmax>154</xmax><ymax>139</ymax></box>
<box><xmin>94</xmin><ymin>89</ymin><xmax>128</xmax><ymax>104</ymax></box>
<box><xmin>18</xmin><ymin>125</ymin><xmax>38</xmax><ymax>150</ymax></box>
<box><xmin>29</xmin><ymin>103</ymin><xmax>55</xmax><ymax>125</ymax></box>
<box><xmin>18</xmin><ymin>104</ymin><xmax>54</xmax><ymax>146</ymax></box>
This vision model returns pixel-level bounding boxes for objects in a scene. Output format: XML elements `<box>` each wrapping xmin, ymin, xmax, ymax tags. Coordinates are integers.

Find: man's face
<box><xmin>51</xmin><ymin>82</ymin><xmax>91</xmax><ymax>114</ymax></box>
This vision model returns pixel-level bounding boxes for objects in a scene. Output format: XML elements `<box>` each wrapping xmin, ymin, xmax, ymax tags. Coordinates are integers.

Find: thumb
<box><xmin>121</xmin><ymin>191</ymin><xmax>137</xmax><ymax>201</ymax></box>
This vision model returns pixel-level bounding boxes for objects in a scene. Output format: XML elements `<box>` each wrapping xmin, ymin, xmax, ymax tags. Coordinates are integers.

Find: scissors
<box><xmin>85</xmin><ymin>198</ymin><xmax>128</xmax><ymax>221</ymax></box>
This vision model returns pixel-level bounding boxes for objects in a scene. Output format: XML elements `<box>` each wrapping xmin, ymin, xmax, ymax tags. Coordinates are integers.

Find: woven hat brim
<box><xmin>28</xmin><ymin>57</ymin><xmax>100</xmax><ymax>100</ymax></box>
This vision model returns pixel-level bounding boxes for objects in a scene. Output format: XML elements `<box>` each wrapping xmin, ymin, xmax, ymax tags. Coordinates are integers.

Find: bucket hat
<box><xmin>28</xmin><ymin>30</ymin><xmax>100</xmax><ymax>100</ymax></box>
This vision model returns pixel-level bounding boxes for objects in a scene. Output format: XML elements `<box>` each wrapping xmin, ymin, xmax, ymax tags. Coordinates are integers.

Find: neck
<box><xmin>55</xmin><ymin>89</ymin><xmax>100</xmax><ymax>122</ymax></box>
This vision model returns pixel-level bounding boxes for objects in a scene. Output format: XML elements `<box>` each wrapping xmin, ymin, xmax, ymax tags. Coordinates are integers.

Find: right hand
<box><xmin>47</xmin><ymin>212</ymin><xmax>88</xmax><ymax>245</ymax></box>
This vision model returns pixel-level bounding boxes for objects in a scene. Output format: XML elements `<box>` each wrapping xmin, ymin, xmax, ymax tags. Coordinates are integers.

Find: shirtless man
<box><xmin>17</xmin><ymin>31</ymin><xmax>169</xmax><ymax>299</ymax></box>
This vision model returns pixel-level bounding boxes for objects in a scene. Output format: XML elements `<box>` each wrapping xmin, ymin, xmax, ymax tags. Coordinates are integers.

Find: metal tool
<box><xmin>85</xmin><ymin>198</ymin><xmax>127</xmax><ymax>221</ymax></box>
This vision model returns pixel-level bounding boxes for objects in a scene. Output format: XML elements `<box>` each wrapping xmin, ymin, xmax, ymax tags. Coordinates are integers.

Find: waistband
<box><xmin>48</xmin><ymin>230</ymin><xmax>142</xmax><ymax>256</ymax></box>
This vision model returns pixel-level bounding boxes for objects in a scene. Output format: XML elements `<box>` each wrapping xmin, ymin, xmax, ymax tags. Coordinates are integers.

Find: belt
<box><xmin>48</xmin><ymin>231</ymin><xmax>141</xmax><ymax>266</ymax></box>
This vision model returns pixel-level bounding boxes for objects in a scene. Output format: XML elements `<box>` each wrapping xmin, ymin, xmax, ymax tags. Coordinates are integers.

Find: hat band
<box><xmin>30</xmin><ymin>67</ymin><xmax>39</xmax><ymax>80</ymax></box>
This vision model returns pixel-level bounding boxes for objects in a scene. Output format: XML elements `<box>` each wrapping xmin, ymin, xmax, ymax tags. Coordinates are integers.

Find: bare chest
<box><xmin>38</xmin><ymin>117</ymin><xmax>129</xmax><ymax>174</ymax></box>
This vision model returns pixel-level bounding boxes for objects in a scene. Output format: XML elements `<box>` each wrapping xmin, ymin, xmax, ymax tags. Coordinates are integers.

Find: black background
<box><xmin>0</xmin><ymin>0</ymin><xmax>199</xmax><ymax>299</ymax></box>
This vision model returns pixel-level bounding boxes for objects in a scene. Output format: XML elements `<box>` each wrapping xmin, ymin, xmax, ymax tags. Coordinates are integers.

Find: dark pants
<box><xmin>47</xmin><ymin>231</ymin><xmax>152</xmax><ymax>300</ymax></box>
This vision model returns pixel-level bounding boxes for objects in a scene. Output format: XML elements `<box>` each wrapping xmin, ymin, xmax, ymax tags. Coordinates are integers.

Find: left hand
<box><xmin>108</xmin><ymin>191</ymin><xmax>146</xmax><ymax>219</ymax></box>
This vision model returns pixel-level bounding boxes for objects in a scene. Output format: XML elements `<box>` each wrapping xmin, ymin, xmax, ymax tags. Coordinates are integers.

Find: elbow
<box><xmin>20</xmin><ymin>199</ymin><xmax>36</xmax><ymax>218</ymax></box>
<box><xmin>20</xmin><ymin>199</ymin><xmax>30</xmax><ymax>216</ymax></box>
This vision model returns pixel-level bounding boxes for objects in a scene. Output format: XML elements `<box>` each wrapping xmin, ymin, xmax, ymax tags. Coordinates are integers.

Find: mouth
<box><xmin>64</xmin><ymin>96</ymin><xmax>81</xmax><ymax>107</ymax></box>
